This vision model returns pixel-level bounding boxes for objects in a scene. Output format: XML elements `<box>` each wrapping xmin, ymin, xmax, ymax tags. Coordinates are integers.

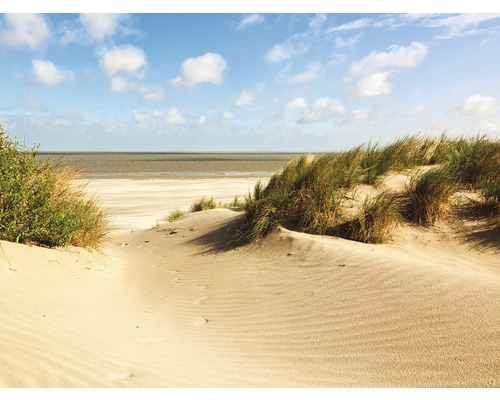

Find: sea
<box><xmin>36</xmin><ymin>152</ymin><xmax>301</xmax><ymax>179</ymax></box>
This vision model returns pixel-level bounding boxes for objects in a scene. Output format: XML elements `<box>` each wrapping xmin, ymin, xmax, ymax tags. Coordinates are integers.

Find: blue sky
<box><xmin>1</xmin><ymin>7</ymin><xmax>500</xmax><ymax>151</ymax></box>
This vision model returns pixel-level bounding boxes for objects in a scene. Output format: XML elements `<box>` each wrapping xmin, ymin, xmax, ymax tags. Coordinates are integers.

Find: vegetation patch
<box><xmin>0</xmin><ymin>126</ymin><xmax>107</xmax><ymax>248</ymax></box>
<box><xmin>244</xmin><ymin>134</ymin><xmax>499</xmax><ymax>244</ymax></box>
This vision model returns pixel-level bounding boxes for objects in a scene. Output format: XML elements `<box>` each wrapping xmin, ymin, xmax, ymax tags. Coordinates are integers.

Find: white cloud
<box><xmin>31</xmin><ymin>59</ymin><xmax>74</xmax><ymax>86</ymax></box>
<box><xmin>99</xmin><ymin>45</ymin><xmax>147</xmax><ymax>78</ymax></box>
<box><xmin>346</xmin><ymin>71</ymin><xmax>392</xmax><ymax>98</ymax></box>
<box><xmin>110</xmin><ymin>76</ymin><xmax>128</xmax><ymax>92</ymax></box>
<box><xmin>328</xmin><ymin>18</ymin><xmax>370</xmax><ymax>33</ymax></box>
<box><xmin>138</xmin><ymin>85</ymin><xmax>165</xmax><ymax>103</ymax></box>
<box><xmin>0</xmin><ymin>14</ymin><xmax>51</xmax><ymax>49</ymax></box>
<box><xmin>426</xmin><ymin>13</ymin><xmax>500</xmax><ymax>39</ymax></box>
<box><xmin>278</xmin><ymin>97</ymin><xmax>307</xmax><ymax>121</ymax></box>
<box><xmin>79</xmin><ymin>14</ymin><xmax>126</xmax><ymax>41</ymax></box>
<box><xmin>287</xmin><ymin>62</ymin><xmax>322</xmax><ymax>83</ymax></box>
<box><xmin>335</xmin><ymin>34</ymin><xmax>361</xmax><ymax>49</ymax></box>
<box><xmin>346</xmin><ymin>41</ymin><xmax>427</xmax><ymax>98</ymax></box>
<box><xmin>339</xmin><ymin>109</ymin><xmax>372</xmax><ymax>125</ymax></box>
<box><xmin>172</xmin><ymin>52</ymin><xmax>227</xmax><ymax>88</ymax></box>
<box><xmin>162</xmin><ymin>108</ymin><xmax>186</xmax><ymax>125</ymax></box>
<box><xmin>222</xmin><ymin>111</ymin><xmax>235</xmax><ymax>120</ymax></box>
<box><xmin>298</xmin><ymin>97</ymin><xmax>346</xmax><ymax>124</ymax></box>
<box><xmin>198</xmin><ymin>115</ymin><xmax>207</xmax><ymax>125</ymax></box>
<box><xmin>309</xmin><ymin>14</ymin><xmax>327</xmax><ymax>36</ymax></box>
<box><xmin>238</xmin><ymin>14</ymin><xmax>264</xmax><ymax>30</ymax></box>
<box><xmin>133</xmin><ymin>109</ymin><xmax>163</xmax><ymax>123</ymax></box>
<box><xmin>235</xmin><ymin>82</ymin><xmax>265</xmax><ymax>107</ymax></box>
<box><xmin>266</xmin><ymin>43</ymin><xmax>294</xmax><ymax>63</ymax></box>
<box><xmin>458</xmin><ymin>94</ymin><xmax>500</xmax><ymax>117</ymax></box>
<box><xmin>349</xmin><ymin>41</ymin><xmax>428</xmax><ymax>78</ymax></box>
<box><xmin>235</xmin><ymin>90</ymin><xmax>256</xmax><ymax>107</ymax></box>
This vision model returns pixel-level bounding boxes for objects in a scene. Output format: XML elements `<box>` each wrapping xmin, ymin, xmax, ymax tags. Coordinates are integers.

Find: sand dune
<box><xmin>1</xmin><ymin>178</ymin><xmax>499</xmax><ymax>387</ymax></box>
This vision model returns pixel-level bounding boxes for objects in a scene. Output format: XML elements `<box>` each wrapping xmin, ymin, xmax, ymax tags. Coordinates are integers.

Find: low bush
<box><xmin>0</xmin><ymin>126</ymin><xmax>107</xmax><ymax>248</ymax></box>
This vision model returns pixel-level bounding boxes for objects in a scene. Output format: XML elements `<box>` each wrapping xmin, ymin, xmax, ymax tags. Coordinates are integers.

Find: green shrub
<box><xmin>0</xmin><ymin>126</ymin><xmax>107</xmax><ymax>248</ymax></box>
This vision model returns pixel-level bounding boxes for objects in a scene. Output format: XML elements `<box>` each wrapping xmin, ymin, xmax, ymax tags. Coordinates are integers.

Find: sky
<box><xmin>1</xmin><ymin>4</ymin><xmax>500</xmax><ymax>151</ymax></box>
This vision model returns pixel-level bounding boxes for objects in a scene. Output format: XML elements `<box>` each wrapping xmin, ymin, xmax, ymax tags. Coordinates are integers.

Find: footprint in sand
<box><xmin>193</xmin><ymin>316</ymin><xmax>209</xmax><ymax>326</ymax></box>
<box><xmin>171</xmin><ymin>278</ymin><xmax>180</xmax><ymax>284</ymax></box>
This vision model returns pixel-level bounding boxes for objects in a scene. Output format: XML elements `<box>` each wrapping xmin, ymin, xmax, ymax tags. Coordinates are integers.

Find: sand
<box><xmin>1</xmin><ymin>177</ymin><xmax>499</xmax><ymax>388</ymax></box>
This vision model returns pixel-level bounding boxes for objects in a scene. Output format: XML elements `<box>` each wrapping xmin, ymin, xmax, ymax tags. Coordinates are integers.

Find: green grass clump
<box><xmin>334</xmin><ymin>192</ymin><xmax>401</xmax><ymax>243</ymax></box>
<box><xmin>444</xmin><ymin>135</ymin><xmax>499</xmax><ymax>189</ymax></box>
<box><xmin>244</xmin><ymin>152</ymin><xmax>362</xmax><ymax>240</ymax></box>
<box><xmin>0</xmin><ymin>126</ymin><xmax>107</xmax><ymax>248</ymax></box>
<box><xmin>244</xmin><ymin>133</ymin><xmax>499</xmax><ymax>244</ymax></box>
<box><xmin>190</xmin><ymin>196</ymin><xmax>217</xmax><ymax>212</ymax></box>
<box><xmin>400</xmin><ymin>167</ymin><xmax>457</xmax><ymax>226</ymax></box>
<box><xmin>166</xmin><ymin>208</ymin><xmax>188</xmax><ymax>222</ymax></box>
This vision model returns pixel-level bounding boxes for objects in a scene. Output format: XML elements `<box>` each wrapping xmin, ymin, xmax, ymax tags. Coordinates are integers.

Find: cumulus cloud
<box><xmin>0</xmin><ymin>13</ymin><xmax>51</xmax><ymax>49</ymax></box>
<box><xmin>458</xmin><ymin>94</ymin><xmax>500</xmax><ymax>117</ymax></box>
<box><xmin>31</xmin><ymin>59</ymin><xmax>74</xmax><ymax>86</ymax></box>
<box><xmin>99</xmin><ymin>45</ymin><xmax>147</xmax><ymax>78</ymax></box>
<box><xmin>278</xmin><ymin>97</ymin><xmax>307</xmax><ymax>121</ymax></box>
<box><xmin>172</xmin><ymin>52</ymin><xmax>228</xmax><ymax>88</ymax></box>
<box><xmin>346</xmin><ymin>42</ymin><xmax>427</xmax><ymax>98</ymax></box>
<box><xmin>133</xmin><ymin>109</ymin><xmax>162</xmax><ymax>123</ymax></box>
<box><xmin>138</xmin><ymin>85</ymin><xmax>165</xmax><ymax>103</ymax></box>
<box><xmin>238</xmin><ymin>14</ymin><xmax>264</xmax><ymax>30</ymax></box>
<box><xmin>346</xmin><ymin>71</ymin><xmax>392</xmax><ymax>98</ymax></box>
<box><xmin>287</xmin><ymin>62</ymin><xmax>322</xmax><ymax>83</ymax></box>
<box><xmin>162</xmin><ymin>108</ymin><xmax>187</xmax><ymax>125</ymax></box>
<box><xmin>235</xmin><ymin>82</ymin><xmax>266</xmax><ymax>107</ymax></box>
<box><xmin>133</xmin><ymin>108</ymin><xmax>194</xmax><ymax>126</ymax></box>
<box><xmin>265</xmin><ymin>43</ymin><xmax>294</xmax><ymax>63</ymax></box>
<box><xmin>298</xmin><ymin>97</ymin><xmax>346</xmax><ymax>124</ymax></box>
<box><xmin>349</xmin><ymin>41</ymin><xmax>428</xmax><ymax>78</ymax></box>
<box><xmin>79</xmin><ymin>14</ymin><xmax>126</xmax><ymax>41</ymax></box>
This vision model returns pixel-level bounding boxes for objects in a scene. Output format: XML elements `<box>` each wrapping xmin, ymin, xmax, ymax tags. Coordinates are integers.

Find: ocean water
<box><xmin>36</xmin><ymin>152</ymin><xmax>301</xmax><ymax>179</ymax></box>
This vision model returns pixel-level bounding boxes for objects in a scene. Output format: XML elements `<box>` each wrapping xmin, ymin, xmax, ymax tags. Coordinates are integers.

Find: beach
<box><xmin>1</xmin><ymin>173</ymin><xmax>499</xmax><ymax>388</ymax></box>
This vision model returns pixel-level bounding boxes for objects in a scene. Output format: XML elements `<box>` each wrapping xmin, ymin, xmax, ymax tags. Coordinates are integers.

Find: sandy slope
<box><xmin>0</xmin><ymin>178</ymin><xmax>499</xmax><ymax>387</ymax></box>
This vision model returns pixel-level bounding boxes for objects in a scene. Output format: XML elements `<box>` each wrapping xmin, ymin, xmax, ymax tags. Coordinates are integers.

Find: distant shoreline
<box><xmin>37</xmin><ymin>152</ymin><xmax>301</xmax><ymax>179</ymax></box>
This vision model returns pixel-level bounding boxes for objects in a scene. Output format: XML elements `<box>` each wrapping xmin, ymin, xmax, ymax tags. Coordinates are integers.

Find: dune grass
<box><xmin>400</xmin><ymin>166</ymin><xmax>457</xmax><ymax>226</ymax></box>
<box><xmin>0</xmin><ymin>126</ymin><xmax>107</xmax><ymax>248</ymax></box>
<box><xmin>244</xmin><ymin>134</ymin><xmax>499</xmax><ymax>244</ymax></box>
<box><xmin>334</xmin><ymin>192</ymin><xmax>402</xmax><ymax>243</ymax></box>
<box><xmin>167</xmin><ymin>195</ymin><xmax>246</xmax><ymax>222</ymax></box>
